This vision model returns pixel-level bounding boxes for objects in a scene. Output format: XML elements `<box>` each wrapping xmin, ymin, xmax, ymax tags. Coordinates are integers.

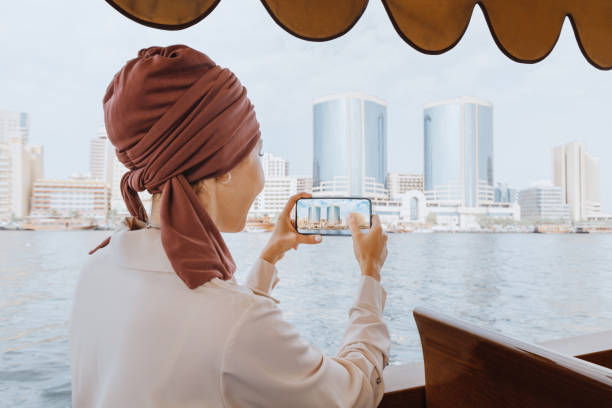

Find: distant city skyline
<box><xmin>1</xmin><ymin>1</ymin><xmax>611</xmax><ymax>210</ymax></box>
<box><xmin>1</xmin><ymin>100</ymin><xmax>607</xmax><ymax>227</ymax></box>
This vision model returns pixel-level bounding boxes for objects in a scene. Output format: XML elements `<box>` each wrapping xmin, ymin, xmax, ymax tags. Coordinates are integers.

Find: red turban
<box><xmin>88</xmin><ymin>44</ymin><xmax>261</xmax><ymax>289</ymax></box>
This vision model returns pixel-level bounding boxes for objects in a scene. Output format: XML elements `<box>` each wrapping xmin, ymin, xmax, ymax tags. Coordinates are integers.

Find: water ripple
<box><xmin>1</xmin><ymin>231</ymin><xmax>612</xmax><ymax>406</ymax></box>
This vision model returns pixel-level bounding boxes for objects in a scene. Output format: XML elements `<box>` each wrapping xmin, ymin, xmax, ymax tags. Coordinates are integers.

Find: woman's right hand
<box><xmin>347</xmin><ymin>213</ymin><xmax>388</xmax><ymax>281</ymax></box>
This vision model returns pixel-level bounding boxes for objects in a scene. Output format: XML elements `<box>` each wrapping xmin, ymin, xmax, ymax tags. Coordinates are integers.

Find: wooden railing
<box><xmin>379</xmin><ymin>312</ymin><xmax>612</xmax><ymax>407</ymax></box>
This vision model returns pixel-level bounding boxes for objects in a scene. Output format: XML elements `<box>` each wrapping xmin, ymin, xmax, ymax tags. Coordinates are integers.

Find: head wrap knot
<box><xmin>88</xmin><ymin>44</ymin><xmax>261</xmax><ymax>290</ymax></box>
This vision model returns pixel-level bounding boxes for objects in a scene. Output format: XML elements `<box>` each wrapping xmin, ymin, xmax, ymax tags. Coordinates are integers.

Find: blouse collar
<box><xmin>108</xmin><ymin>216</ymin><xmax>238</xmax><ymax>285</ymax></box>
<box><xmin>109</xmin><ymin>216</ymin><xmax>175</xmax><ymax>273</ymax></box>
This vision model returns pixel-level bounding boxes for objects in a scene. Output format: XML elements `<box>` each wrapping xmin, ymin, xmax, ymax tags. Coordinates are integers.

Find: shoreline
<box><xmin>1</xmin><ymin>227</ymin><xmax>610</xmax><ymax>234</ymax></box>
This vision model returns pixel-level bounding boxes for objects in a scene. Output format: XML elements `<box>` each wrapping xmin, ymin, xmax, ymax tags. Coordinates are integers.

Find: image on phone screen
<box><xmin>295</xmin><ymin>197</ymin><xmax>372</xmax><ymax>236</ymax></box>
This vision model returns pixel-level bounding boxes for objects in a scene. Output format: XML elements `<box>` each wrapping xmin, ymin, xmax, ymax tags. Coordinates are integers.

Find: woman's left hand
<box><xmin>260</xmin><ymin>192</ymin><xmax>322</xmax><ymax>265</ymax></box>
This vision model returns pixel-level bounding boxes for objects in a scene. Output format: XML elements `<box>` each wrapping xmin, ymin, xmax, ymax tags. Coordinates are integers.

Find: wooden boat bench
<box><xmin>379</xmin><ymin>307</ymin><xmax>612</xmax><ymax>407</ymax></box>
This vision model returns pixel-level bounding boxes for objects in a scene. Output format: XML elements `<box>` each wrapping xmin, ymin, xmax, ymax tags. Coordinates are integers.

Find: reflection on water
<box><xmin>1</xmin><ymin>231</ymin><xmax>612</xmax><ymax>407</ymax></box>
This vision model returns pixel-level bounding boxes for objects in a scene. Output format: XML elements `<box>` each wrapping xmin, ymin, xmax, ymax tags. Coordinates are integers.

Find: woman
<box><xmin>70</xmin><ymin>44</ymin><xmax>390</xmax><ymax>408</ymax></box>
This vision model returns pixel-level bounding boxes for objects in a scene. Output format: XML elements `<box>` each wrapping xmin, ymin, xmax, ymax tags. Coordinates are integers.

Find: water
<box><xmin>2</xmin><ymin>231</ymin><xmax>612</xmax><ymax>407</ymax></box>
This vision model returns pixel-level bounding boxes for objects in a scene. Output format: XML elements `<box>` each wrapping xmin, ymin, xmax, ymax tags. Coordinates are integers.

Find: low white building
<box><xmin>29</xmin><ymin>175</ymin><xmax>110</xmax><ymax>222</ymax></box>
<box><xmin>386</xmin><ymin>173</ymin><xmax>423</xmax><ymax>200</ymax></box>
<box><xmin>425</xmin><ymin>202</ymin><xmax>520</xmax><ymax>229</ymax></box>
<box><xmin>519</xmin><ymin>182</ymin><xmax>570</xmax><ymax>222</ymax></box>
<box><xmin>372</xmin><ymin>189</ymin><xmax>519</xmax><ymax>230</ymax></box>
<box><xmin>296</xmin><ymin>176</ymin><xmax>312</xmax><ymax>195</ymax></box>
<box><xmin>248</xmin><ymin>151</ymin><xmax>311</xmax><ymax>220</ymax></box>
<box><xmin>249</xmin><ymin>175</ymin><xmax>313</xmax><ymax>220</ymax></box>
<box><xmin>261</xmin><ymin>153</ymin><xmax>289</xmax><ymax>178</ymax></box>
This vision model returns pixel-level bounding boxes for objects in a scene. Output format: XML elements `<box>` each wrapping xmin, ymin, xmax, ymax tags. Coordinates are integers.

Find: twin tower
<box><xmin>312</xmin><ymin>93</ymin><xmax>494</xmax><ymax>208</ymax></box>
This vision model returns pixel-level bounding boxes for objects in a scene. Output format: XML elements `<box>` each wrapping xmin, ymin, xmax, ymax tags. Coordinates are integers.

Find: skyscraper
<box><xmin>424</xmin><ymin>97</ymin><xmax>494</xmax><ymax>207</ymax></box>
<box><xmin>89</xmin><ymin>127</ymin><xmax>114</xmax><ymax>187</ymax></box>
<box><xmin>0</xmin><ymin>141</ymin><xmax>43</xmax><ymax>220</ymax></box>
<box><xmin>0</xmin><ymin>111</ymin><xmax>42</xmax><ymax>220</ymax></box>
<box><xmin>552</xmin><ymin>141</ymin><xmax>601</xmax><ymax>223</ymax></box>
<box><xmin>308</xmin><ymin>205</ymin><xmax>321</xmax><ymax>223</ymax></box>
<box><xmin>326</xmin><ymin>204</ymin><xmax>341</xmax><ymax>225</ymax></box>
<box><xmin>90</xmin><ymin>127</ymin><xmax>151</xmax><ymax>218</ymax></box>
<box><xmin>312</xmin><ymin>92</ymin><xmax>387</xmax><ymax>198</ymax></box>
<box><xmin>0</xmin><ymin>110</ymin><xmax>29</xmax><ymax>144</ymax></box>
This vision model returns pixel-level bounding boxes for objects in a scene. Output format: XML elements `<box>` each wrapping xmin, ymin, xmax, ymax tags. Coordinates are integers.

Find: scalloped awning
<box><xmin>105</xmin><ymin>0</ymin><xmax>612</xmax><ymax>70</ymax></box>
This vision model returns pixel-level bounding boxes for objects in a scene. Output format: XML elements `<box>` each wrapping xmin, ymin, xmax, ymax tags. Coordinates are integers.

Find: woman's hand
<box><xmin>347</xmin><ymin>213</ymin><xmax>388</xmax><ymax>281</ymax></box>
<box><xmin>260</xmin><ymin>192</ymin><xmax>322</xmax><ymax>265</ymax></box>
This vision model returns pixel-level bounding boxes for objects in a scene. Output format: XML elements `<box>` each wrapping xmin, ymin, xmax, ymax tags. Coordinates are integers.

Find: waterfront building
<box><xmin>518</xmin><ymin>181</ymin><xmax>570</xmax><ymax>222</ymax></box>
<box><xmin>91</xmin><ymin>128</ymin><xmax>151</xmax><ymax>218</ymax></box>
<box><xmin>89</xmin><ymin>127</ymin><xmax>114</xmax><ymax>186</ymax></box>
<box><xmin>308</xmin><ymin>205</ymin><xmax>321</xmax><ymax>223</ymax></box>
<box><xmin>0</xmin><ymin>110</ymin><xmax>41</xmax><ymax>220</ymax></box>
<box><xmin>250</xmin><ymin>177</ymin><xmax>295</xmax><ymax>218</ymax></box>
<box><xmin>495</xmin><ymin>182</ymin><xmax>518</xmax><ymax>203</ymax></box>
<box><xmin>386</xmin><ymin>173</ymin><xmax>423</xmax><ymax>200</ymax></box>
<box><xmin>296</xmin><ymin>176</ymin><xmax>313</xmax><ymax>194</ymax></box>
<box><xmin>426</xmin><ymin>203</ymin><xmax>519</xmax><ymax>229</ymax></box>
<box><xmin>326</xmin><ymin>204</ymin><xmax>341</xmax><ymax>226</ymax></box>
<box><xmin>248</xmin><ymin>151</ymin><xmax>311</xmax><ymax>219</ymax></box>
<box><xmin>0</xmin><ymin>134</ymin><xmax>43</xmax><ymax>221</ymax></box>
<box><xmin>249</xmin><ymin>175</ymin><xmax>313</xmax><ymax>219</ymax></box>
<box><xmin>0</xmin><ymin>110</ymin><xmax>29</xmax><ymax>144</ymax></box>
<box><xmin>261</xmin><ymin>152</ymin><xmax>289</xmax><ymax>178</ymax></box>
<box><xmin>398</xmin><ymin>191</ymin><xmax>427</xmax><ymax>223</ymax></box>
<box><xmin>552</xmin><ymin>141</ymin><xmax>601</xmax><ymax>223</ymax></box>
<box><xmin>29</xmin><ymin>175</ymin><xmax>110</xmax><ymax>222</ymax></box>
<box><xmin>312</xmin><ymin>92</ymin><xmax>387</xmax><ymax>199</ymax></box>
<box><xmin>424</xmin><ymin>97</ymin><xmax>494</xmax><ymax>207</ymax></box>
<box><xmin>420</xmin><ymin>97</ymin><xmax>510</xmax><ymax>229</ymax></box>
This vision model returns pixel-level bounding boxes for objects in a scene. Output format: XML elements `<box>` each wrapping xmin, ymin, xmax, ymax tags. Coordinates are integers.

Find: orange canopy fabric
<box><xmin>105</xmin><ymin>0</ymin><xmax>612</xmax><ymax>70</ymax></box>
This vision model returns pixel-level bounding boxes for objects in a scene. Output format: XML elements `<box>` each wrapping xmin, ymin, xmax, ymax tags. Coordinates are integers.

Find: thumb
<box><xmin>297</xmin><ymin>233</ymin><xmax>322</xmax><ymax>245</ymax></box>
<box><xmin>371</xmin><ymin>214</ymin><xmax>381</xmax><ymax>230</ymax></box>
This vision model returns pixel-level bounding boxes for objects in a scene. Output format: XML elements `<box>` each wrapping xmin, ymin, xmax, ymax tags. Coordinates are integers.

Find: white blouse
<box><xmin>70</xmin><ymin>218</ymin><xmax>391</xmax><ymax>407</ymax></box>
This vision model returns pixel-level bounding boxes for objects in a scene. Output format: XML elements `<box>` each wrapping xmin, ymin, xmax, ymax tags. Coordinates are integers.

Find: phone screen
<box><xmin>295</xmin><ymin>197</ymin><xmax>372</xmax><ymax>236</ymax></box>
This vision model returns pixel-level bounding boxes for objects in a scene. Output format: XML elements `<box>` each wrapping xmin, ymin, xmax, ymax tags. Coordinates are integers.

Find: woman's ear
<box><xmin>216</xmin><ymin>172</ymin><xmax>231</xmax><ymax>185</ymax></box>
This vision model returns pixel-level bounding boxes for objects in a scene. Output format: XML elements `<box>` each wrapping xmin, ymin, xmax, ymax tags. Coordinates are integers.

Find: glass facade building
<box><xmin>313</xmin><ymin>93</ymin><xmax>387</xmax><ymax>198</ymax></box>
<box><xmin>424</xmin><ymin>97</ymin><xmax>494</xmax><ymax>207</ymax></box>
<box><xmin>326</xmin><ymin>205</ymin><xmax>341</xmax><ymax>225</ymax></box>
<box><xmin>308</xmin><ymin>205</ymin><xmax>321</xmax><ymax>223</ymax></box>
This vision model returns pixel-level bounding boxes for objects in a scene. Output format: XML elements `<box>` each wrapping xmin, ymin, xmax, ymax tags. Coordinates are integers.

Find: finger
<box><xmin>371</xmin><ymin>214</ymin><xmax>382</xmax><ymax>231</ymax></box>
<box><xmin>297</xmin><ymin>233</ymin><xmax>322</xmax><ymax>245</ymax></box>
<box><xmin>347</xmin><ymin>213</ymin><xmax>361</xmax><ymax>238</ymax></box>
<box><xmin>280</xmin><ymin>192</ymin><xmax>311</xmax><ymax>220</ymax></box>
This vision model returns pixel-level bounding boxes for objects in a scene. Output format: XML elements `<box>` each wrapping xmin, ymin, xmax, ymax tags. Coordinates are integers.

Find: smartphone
<box><xmin>295</xmin><ymin>197</ymin><xmax>372</xmax><ymax>236</ymax></box>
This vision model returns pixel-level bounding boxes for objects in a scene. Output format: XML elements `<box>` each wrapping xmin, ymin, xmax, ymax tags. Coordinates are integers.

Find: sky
<box><xmin>1</xmin><ymin>1</ymin><xmax>611</xmax><ymax>210</ymax></box>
